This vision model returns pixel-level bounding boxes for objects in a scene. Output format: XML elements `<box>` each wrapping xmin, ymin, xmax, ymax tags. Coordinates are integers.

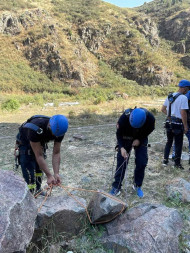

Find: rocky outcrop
<box><xmin>78</xmin><ymin>24</ymin><xmax>111</xmax><ymax>52</ymax></box>
<box><xmin>181</xmin><ymin>55</ymin><xmax>190</xmax><ymax>69</ymax></box>
<box><xmin>160</xmin><ymin>10</ymin><xmax>190</xmax><ymax>42</ymax></box>
<box><xmin>25</xmin><ymin>43</ymin><xmax>71</xmax><ymax>80</ymax></box>
<box><xmin>19</xmin><ymin>9</ymin><xmax>48</xmax><ymax>30</ymax></box>
<box><xmin>24</xmin><ymin>42</ymin><xmax>88</xmax><ymax>86</ymax></box>
<box><xmin>160</xmin><ymin>9</ymin><xmax>190</xmax><ymax>56</ymax></box>
<box><xmin>122</xmin><ymin>63</ymin><xmax>173</xmax><ymax>86</ymax></box>
<box><xmin>0</xmin><ymin>170</ymin><xmax>37</xmax><ymax>253</ymax></box>
<box><xmin>166</xmin><ymin>178</ymin><xmax>190</xmax><ymax>202</ymax></box>
<box><xmin>0</xmin><ymin>13</ymin><xmax>21</xmax><ymax>35</ymax></box>
<box><xmin>133</xmin><ymin>16</ymin><xmax>159</xmax><ymax>47</ymax></box>
<box><xmin>0</xmin><ymin>9</ymin><xmax>48</xmax><ymax>35</ymax></box>
<box><xmin>173</xmin><ymin>39</ymin><xmax>190</xmax><ymax>54</ymax></box>
<box><xmin>102</xmin><ymin>203</ymin><xmax>183</xmax><ymax>253</ymax></box>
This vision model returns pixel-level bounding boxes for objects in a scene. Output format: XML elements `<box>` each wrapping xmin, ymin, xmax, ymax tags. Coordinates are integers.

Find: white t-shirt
<box><xmin>163</xmin><ymin>92</ymin><xmax>188</xmax><ymax>119</ymax></box>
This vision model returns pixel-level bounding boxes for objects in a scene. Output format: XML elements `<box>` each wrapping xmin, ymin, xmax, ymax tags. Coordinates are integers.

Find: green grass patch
<box><xmin>1</xmin><ymin>98</ymin><xmax>20</xmax><ymax>111</ymax></box>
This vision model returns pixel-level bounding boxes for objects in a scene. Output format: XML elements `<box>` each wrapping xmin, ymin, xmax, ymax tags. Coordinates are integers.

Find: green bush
<box><xmin>1</xmin><ymin>98</ymin><xmax>20</xmax><ymax>111</ymax></box>
<box><xmin>93</xmin><ymin>96</ymin><xmax>106</xmax><ymax>105</ymax></box>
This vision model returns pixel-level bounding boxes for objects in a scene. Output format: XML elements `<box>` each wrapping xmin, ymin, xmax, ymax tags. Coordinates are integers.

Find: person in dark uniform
<box><xmin>109</xmin><ymin>108</ymin><xmax>155</xmax><ymax>198</ymax></box>
<box><xmin>15</xmin><ymin>114</ymin><xmax>68</xmax><ymax>195</ymax></box>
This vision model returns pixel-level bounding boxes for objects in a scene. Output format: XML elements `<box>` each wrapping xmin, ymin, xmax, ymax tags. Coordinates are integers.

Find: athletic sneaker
<box><xmin>132</xmin><ymin>185</ymin><xmax>144</xmax><ymax>198</ymax></box>
<box><xmin>162</xmin><ymin>159</ymin><xmax>168</xmax><ymax>167</ymax></box>
<box><xmin>109</xmin><ymin>187</ymin><xmax>121</xmax><ymax>196</ymax></box>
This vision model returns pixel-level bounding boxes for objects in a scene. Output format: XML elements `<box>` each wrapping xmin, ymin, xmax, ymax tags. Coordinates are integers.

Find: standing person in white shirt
<box><xmin>161</xmin><ymin>80</ymin><xmax>189</xmax><ymax>170</ymax></box>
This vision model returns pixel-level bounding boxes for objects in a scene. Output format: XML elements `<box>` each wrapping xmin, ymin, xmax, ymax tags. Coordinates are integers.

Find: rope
<box><xmin>36</xmin><ymin>184</ymin><xmax>126</xmax><ymax>224</ymax></box>
<box><xmin>35</xmin><ymin>185</ymin><xmax>53</xmax><ymax>212</ymax></box>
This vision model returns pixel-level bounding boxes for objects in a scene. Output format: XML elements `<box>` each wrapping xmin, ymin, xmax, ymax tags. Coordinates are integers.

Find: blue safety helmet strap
<box><xmin>49</xmin><ymin>114</ymin><xmax>68</xmax><ymax>137</ymax></box>
<box><xmin>178</xmin><ymin>79</ymin><xmax>190</xmax><ymax>87</ymax></box>
<box><xmin>129</xmin><ymin>108</ymin><xmax>147</xmax><ymax>128</ymax></box>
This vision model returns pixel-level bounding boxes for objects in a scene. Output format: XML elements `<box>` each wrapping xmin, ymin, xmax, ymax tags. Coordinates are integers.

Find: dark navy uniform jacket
<box><xmin>116</xmin><ymin>109</ymin><xmax>155</xmax><ymax>149</ymax></box>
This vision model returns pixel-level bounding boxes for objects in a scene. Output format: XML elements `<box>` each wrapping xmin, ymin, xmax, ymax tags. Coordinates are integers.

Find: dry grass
<box><xmin>0</xmin><ymin>96</ymin><xmax>163</xmax><ymax>124</ymax></box>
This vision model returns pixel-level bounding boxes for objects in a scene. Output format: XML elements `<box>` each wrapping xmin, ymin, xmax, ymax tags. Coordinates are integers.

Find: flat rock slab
<box><xmin>102</xmin><ymin>203</ymin><xmax>183</xmax><ymax>253</ymax></box>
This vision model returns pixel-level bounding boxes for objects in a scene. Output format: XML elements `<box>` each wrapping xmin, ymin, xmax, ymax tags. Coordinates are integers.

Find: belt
<box><xmin>19</xmin><ymin>149</ymin><xmax>34</xmax><ymax>155</ymax></box>
<box><xmin>123</xmin><ymin>136</ymin><xmax>133</xmax><ymax>140</ymax></box>
<box><xmin>166</xmin><ymin>117</ymin><xmax>182</xmax><ymax>124</ymax></box>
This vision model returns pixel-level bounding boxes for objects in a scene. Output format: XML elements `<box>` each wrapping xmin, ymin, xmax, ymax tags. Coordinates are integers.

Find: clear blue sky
<box><xmin>102</xmin><ymin>0</ymin><xmax>153</xmax><ymax>8</ymax></box>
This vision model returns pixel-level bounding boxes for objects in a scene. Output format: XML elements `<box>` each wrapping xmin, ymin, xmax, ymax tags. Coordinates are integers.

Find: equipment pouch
<box><xmin>164</xmin><ymin>121</ymin><xmax>171</xmax><ymax>129</ymax></box>
<box><xmin>171</xmin><ymin>123</ymin><xmax>183</xmax><ymax>135</ymax></box>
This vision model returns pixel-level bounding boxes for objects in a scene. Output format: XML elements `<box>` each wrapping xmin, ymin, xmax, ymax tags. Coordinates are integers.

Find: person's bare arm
<box><xmin>30</xmin><ymin>141</ymin><xmax>56</xmax><ymax>185</ymax></box>
<box><xmin>52</xmin><ymin>141</ymin><xmax>62</xmax><ymax>185</ymax></box>
<box><xmin>181</xmin><ymin>109</ymin><xmax>188</xmax><ymax>134</ymax></box>
<box><xmin>161</xmin><ymin>105</ymin><xmax>167</xmax><ymax>115</ymax></box>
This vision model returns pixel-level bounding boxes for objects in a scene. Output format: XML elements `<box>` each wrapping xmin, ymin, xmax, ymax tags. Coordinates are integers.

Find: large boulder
<box><xmin>33</xmin><ymin>194</ymin><xmax>87</xmax><ymax>242</ymax></box>
<box><xmin>87</xmin><ymin>191</ymin><xmax>127</xmax><ymax>224</ymax></box>
<box><xmin>166</xmin><ymin>178</ymin><xmax>190</xmax><ymax>203</ymax></box>
<box><xmin>102</xmin><ymin>203</ymin><xmax>183</xmax><ymax>253</ymax></box>
<box><xmin>0</xmin><ymin>170</ymin><xmax>37</xmax><ymax>253</ymax></box>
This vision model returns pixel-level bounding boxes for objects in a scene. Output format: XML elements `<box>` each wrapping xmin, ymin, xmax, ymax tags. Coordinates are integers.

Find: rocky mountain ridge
<box><xmin>0</xmin><ymin>0</ymin><xmax>190</xmax><ymax>92</ymax></box>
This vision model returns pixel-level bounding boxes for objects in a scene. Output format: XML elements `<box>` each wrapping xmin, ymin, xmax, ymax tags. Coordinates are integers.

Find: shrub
<box><xmin>68</xmin><ymin>110</ymin><xmax>75</xmax><ymax>119</ymax></box>
<box><xmin>1</xmin><ymin>98</ymin><xmax>20</xmax><ymax>111</ymax></box>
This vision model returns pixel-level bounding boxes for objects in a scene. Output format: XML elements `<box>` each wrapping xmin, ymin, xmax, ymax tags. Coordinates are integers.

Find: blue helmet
<box><xmin>186</xmin><ymin>90</ymin><xmax>190</xmax><ymax>100</ymax></box>
<box><xmin>129</xmin><ymin>108</ymin><xmax>146</xmax><ymax>128</ymax></box>
<box><xmin>178</xmin><ymin>79</ymin><xmax>190</xmax><ymax>87</ymax></box>
<box><xmin>49</xmin><ymin>115</ymin><xmax>68</xmax><ymax>137</ymax></box>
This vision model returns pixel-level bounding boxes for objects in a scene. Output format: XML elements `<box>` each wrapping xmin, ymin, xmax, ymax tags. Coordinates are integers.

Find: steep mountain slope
<box><xmin>0</xmin><ymin>0</ymin><xmax>190</xmax><ymax>93</ymax></box>
<box><xmin>138</xmin><ymin>0</ymin><xmax>190</xmax><ymax>69</ymax></box>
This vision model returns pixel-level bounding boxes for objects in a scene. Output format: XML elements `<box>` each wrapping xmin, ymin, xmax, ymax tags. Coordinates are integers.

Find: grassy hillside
<box><xmin>0</xmin><ymin>0</ymin><xmax>190</xmax><ymax>109</ymax></box>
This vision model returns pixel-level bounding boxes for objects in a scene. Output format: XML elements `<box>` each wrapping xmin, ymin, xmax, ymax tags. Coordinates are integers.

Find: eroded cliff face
<box><xmin>154</xmin><ymin>8</ymin><xmax>190</xmax><ymax>69</ymax></box>
<box><xmin>162</xmin><ymin>9</ymin><xmax>190</xmax><ymax>69</ymax></box>
<box><xmin>160</xmin><ymin>9</ymin><xmax>190</xmax><ymax>43</ymax></box>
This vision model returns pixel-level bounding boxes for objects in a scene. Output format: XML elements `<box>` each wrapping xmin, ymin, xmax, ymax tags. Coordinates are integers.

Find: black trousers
<box><xmin>164</xmin><ymin>128</ymin><xmax>183</xmax><ymax>166</ymax></box>
<box><xmin>19</xmin><ymin>146</ymin><xmax>43</xmax><ymax>193</ymax></box>
<box><xmin>112</xmin><ymin>138</ymin><xmax>148</xmax><ymax>190</ymax></box>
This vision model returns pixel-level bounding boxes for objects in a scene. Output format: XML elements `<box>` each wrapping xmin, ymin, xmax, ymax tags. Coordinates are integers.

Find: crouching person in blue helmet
<box><xmin>109</xmin><ymin>108</ymin><xmax>155</xmax><ymax>198</ymax></box>
<box><xmin>14</xmin><ymin>114</ymin><xmax>68</xmax><ymax>195</ymax></box>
